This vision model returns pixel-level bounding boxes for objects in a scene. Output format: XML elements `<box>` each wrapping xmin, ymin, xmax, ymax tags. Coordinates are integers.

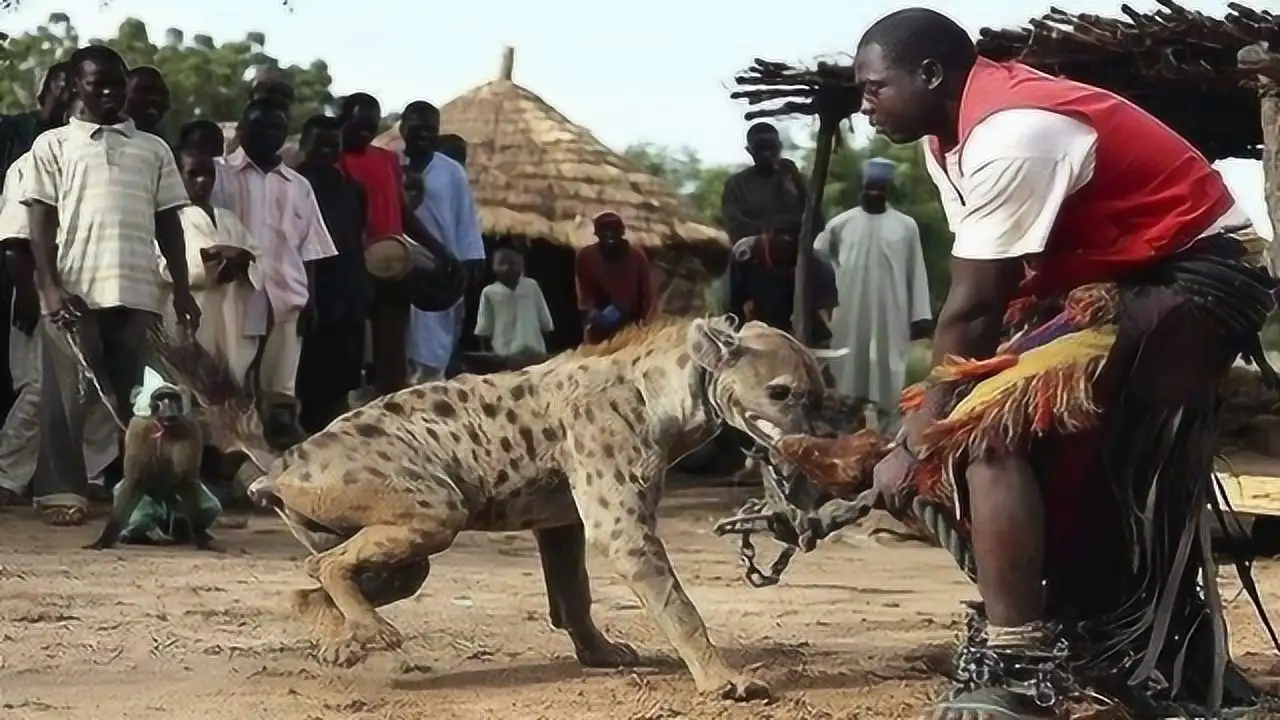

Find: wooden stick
<box><xmin>1239</xmin><ymin>41</ymin><xmax>1280</xmax><ymax>82</ymax></box>
<box><xmin>1240</xmin><ymin>42</ymin><xmax>1280</xmax><ymax>267</ymax></box>
<box><xmin>791</xmin><ymin>118</ymin><xmax>837</xmax><ymax>346</ymax></box>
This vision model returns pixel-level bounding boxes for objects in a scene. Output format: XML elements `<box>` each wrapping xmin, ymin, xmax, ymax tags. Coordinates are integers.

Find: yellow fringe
<box><xmin>922</xmin><ymin>325</ymin><xmax>1117</xmax><ymax>461</ymax></box>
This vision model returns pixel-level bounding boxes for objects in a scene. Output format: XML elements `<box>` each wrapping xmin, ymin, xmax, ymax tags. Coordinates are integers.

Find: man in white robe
<box><xmin>814</xmin><ymin>157</ymin><xmax>933</xmax><ymax>430</ymax></box>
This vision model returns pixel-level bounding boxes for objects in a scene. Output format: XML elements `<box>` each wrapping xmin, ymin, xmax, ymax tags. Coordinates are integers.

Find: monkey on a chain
<box><xmin>85</xmin><ymin>382</ymin><xmax>218</xmax><ymax>551</ymax></box>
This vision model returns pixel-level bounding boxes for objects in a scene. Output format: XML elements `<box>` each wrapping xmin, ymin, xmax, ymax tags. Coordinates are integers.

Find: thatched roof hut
<box><xmin>373</xmin><ymin>48</ymin><xmax>726</xmax><ymax>254</ymax></box>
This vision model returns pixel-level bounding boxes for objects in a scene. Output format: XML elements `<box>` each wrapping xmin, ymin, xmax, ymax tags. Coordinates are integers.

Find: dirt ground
<box><xmin>2</xmin><ymin>486</ymin><xmax>1278</xmax><ymax>720</ymax></box>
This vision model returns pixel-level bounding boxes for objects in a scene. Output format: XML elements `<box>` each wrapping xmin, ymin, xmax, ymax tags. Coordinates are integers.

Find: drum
<box><xmin>364</xmin><ymin>234</ymin><xmax>467</xmax><ymax>313</ymax></box>
<box><xmin>364</xmin><ymin>234</ymin><xmax>414</xmax><ymax>282</ymax></box>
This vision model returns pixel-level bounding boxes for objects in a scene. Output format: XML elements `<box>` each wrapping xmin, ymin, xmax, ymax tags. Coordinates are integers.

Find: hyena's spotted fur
<box><xmin>248</xmin><ymin>315</ymin><xmax>836</xmax><ymax>700</ymax></box>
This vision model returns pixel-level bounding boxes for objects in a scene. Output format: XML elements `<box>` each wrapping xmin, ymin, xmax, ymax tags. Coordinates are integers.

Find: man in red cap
<box><xmin>573</xmin><ymin>212</ymin><xmax>654</xmax><ymax>344</ymax></box>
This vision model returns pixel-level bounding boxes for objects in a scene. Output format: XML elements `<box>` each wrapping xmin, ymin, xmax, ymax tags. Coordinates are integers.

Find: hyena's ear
<box><xmin>688</xmin><ymin>317</ymin><xmax>742</xmax><ymax>371</ymax></box>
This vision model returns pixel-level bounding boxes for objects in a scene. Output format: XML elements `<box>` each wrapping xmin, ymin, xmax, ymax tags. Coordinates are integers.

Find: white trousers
<box><xmin>257</xmin><ymin>317</ymin><xmax>301</xmax><ymax>398</ymax></box>
<box><xmin>0</xmin><ymin>314</ymin><xmax>118</xmax><ymax>496</ymax></box>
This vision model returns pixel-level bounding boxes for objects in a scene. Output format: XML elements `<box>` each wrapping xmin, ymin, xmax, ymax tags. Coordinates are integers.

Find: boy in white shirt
<box><xmin>474</xmin><ymin>246</ymin><xmax>553</xmax><ymax>366</ymax></box>
<box><xmin>162</xmin><ymin>148</ymin><xmax>263</xmax><ymax>385</ymax></box>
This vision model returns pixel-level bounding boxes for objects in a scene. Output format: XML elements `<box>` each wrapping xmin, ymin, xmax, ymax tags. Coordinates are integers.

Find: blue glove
<box><xmin>598</xmin><ymin>305</ymin><xmax>623</xmax><ymax>328</ymax></box>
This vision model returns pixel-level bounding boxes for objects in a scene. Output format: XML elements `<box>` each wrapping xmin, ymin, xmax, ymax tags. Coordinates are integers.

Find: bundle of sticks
<box><xmin>729</xmin><ymin>57</ymin><xmax>862</xmax><ymax>123</ymax></box>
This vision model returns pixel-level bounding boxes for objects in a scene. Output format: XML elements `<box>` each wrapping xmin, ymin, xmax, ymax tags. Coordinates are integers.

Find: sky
<box><xmin>2</xmin><ymin>0</ymin><xmax>1272</xmax><ymax>238</ymax></box>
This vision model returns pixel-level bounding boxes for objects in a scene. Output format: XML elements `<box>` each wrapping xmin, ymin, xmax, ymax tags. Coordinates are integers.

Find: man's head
<box><xmin>399</xmin><ymin>101</ymin><xmax>441</xmax><ymax>162</ymax></box>
<box><xmin>492</xmin><ymin>245</ymin><xmax>524</xmax><ymax>288</ymax></box>
<box><xmin>299</xmin><ymin>114</ymin><xmax>342</xmax><ymax>167</ymax></box>
<box><xmin>339</xmin><ymin>92</ymin><xmax>381</xmax><ymax>151</ymax></box>
<box><xmin>438</xmin><ymin>133</ymin><xmax>467</xmax><ymax>166</ymax></box>
<box><xmin>68</xmin><ymin>44</ymin><xmax>128</xmax><ymax>125</ymax></box>
<box><xmin>125</xmin><ymin>65</ymin><xmax>170</xmax><ymax>133</ymax></box>
<box><xmin>860</xmin><ymin>157</ymin><xmax>896</xmax><ymax>212</ymax></box>
<box><xmin>237</xmin><ymin>98</ymin><xmax>289</xmax><ymax>164</ymax></box>
<box><xmin>176</xmin><ymin>148</ymin><xmax>217</xmax><ymax>205</ymax></box>
<box><xmin>745</xmin><ymin>122</ymin><xmax>783</xmax><ymax>170</ymax></box>
<box><xmin>249</xmin><ymin>68</ymin><xmax>295</xmax><ymax>111</ymax></box>
<box><xmin>179</xmin><ymin>119</ymin><xmax>225</xmax><ymax>158</ymax></box>
<box><xmin>36</xmin><ymin>61</ymin><xmax>73</xmax><ymax>123</ymax></box>
<box><xmin>593</xmin><ymin>211</ymin><xmax>628</xmax><ymax>261</ymax></box>
<box><xmin>854</xmin><ymin>8</ymin><xmax>977</xmax><ymax>144</ymax></box>
<box><xmin>686</xmin><ymin>316</ymin><xmax>843</xmax><ymax>448</ymax></box>
<box><xmin>402</xmin><ymin>172</ymin><xmax>425</xmax><ymax>211</ymax></box>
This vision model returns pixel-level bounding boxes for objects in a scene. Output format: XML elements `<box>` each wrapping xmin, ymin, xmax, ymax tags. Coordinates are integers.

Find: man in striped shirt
<box><xmin>21</xmin><ymin>45</ymin><xmax>199</xmax><ymax>527</ymax></box>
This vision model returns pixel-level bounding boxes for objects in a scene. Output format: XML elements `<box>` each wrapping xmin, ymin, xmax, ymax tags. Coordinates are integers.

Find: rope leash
<box><xmin>60</xmin><ymin>325</ymin><xmax>128</xmax><ymax>433</ymax></box>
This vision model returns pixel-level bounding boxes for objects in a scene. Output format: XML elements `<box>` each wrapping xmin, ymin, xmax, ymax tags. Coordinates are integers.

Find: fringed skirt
<box><xmin>900</xmin><ymin>234</ymin><xmax>1279</xmax><ymax>715</ymax></box>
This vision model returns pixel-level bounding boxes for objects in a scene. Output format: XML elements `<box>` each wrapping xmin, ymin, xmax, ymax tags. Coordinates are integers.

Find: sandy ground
<box><xmin>1</xmin><ymin>486</ymin><xmax>1278</xmax><ymax>720</ymax></box>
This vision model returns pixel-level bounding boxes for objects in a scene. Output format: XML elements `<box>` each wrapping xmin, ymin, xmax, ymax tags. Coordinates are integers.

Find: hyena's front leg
<box><xmin>535</xmin><ymin>523</ymin><xmax>642</xmax><ymax>668</ymax></box>
<box><xmin>570</xmin><ymin>469</ymin><xmax>768</xmax><ymax>701</ymax></box>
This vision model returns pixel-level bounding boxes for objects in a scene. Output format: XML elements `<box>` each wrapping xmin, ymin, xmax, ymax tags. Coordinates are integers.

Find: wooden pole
<box><xmin>1240</xmin><ymin>42</ymin><xmax>1280</xmax><ymax>269</ymax></box>
<box><xmin>791</xmin><ymin>119</ymin><xmax>837</xmax><ymax>346</ymax></box>
<box><xmin>500</xmin><ymin>47</ymin><xmax>515</xmax><ymax>81</ymax></box>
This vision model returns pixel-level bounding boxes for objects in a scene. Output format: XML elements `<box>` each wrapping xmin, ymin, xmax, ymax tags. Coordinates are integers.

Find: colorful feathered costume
<box><xmin>774</xmin><ymin>233</ymin><xmax>1280</xmax><ymax>717</ymax></box>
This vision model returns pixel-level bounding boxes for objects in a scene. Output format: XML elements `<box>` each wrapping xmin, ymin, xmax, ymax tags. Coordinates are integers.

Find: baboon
<box><xmin>85</xmin><ymin>383</ymin><xmax>214</xmax><ymax>551</ymax></box>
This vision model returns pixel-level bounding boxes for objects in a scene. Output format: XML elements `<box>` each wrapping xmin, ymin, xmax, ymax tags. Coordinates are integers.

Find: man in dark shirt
<box><xmin>574</xmin><ymin>212</ymin><xmax>654</xmax><ymax>344</ymax></box>
<box><xmin>728</xmin><ymin>223</ymin><xmax>838</xmax><ymax>347</ymax></box>
<box><xmin>719</xmin><ymin>122</ymin><xmax>821</xmax><ymax>243</ymax></box>
<box><xmin>294</xmin><ymin>115</ymin><xmax>371</xmax><ymax>432</ymax></box>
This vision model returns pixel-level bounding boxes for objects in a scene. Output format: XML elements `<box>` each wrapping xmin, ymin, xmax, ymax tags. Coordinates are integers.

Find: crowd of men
<box><xmin>0</xmin><ymin>45</ymin><xmax>658</xmax><ymax>529</ymax></box>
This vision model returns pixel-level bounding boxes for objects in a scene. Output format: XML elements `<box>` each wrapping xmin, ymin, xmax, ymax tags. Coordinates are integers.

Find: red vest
<box><xmin>928</xmin><ymin>58</ymin><xmax>1237</xmax><ymax>296</ymax></box>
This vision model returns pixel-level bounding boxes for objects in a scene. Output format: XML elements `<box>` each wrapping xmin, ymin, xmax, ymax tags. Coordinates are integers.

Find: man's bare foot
<box><xmin>40</xmin><ymin>505</ymin><xmax>87</xmax><ymax>527</ymax></box>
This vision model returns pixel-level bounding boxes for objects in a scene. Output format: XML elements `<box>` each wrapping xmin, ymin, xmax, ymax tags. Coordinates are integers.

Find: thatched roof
<box><xmin>373</xmin><ymin>48</ymin><xmax>727</xmax><ymax>251</ymax></box>
<box><xmin>975</xmin><ymin>1</ymin><xmax>1278</xmax><ymax>160</ymax></box>
<box><xmin>218</xmin><ymin>121</ymin><xmax>302</xmax><ymax>167</ymax></box>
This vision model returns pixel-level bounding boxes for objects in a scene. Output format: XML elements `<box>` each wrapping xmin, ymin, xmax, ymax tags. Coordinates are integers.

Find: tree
<box><xmin>623</xmin><ymin>142</ymin><xmax>741</xmax><ymax>226</ymax></box>
<box><xmin>0</xmin><ymin>14</ymin><xmax>333</xmax><ymax>136</ymax></box>
<box><xmin>793</xmin><ymin>130</ymin><xmax>954</xmax><ymax>304</ymax></box>
<box><xmin>627</xmin><ymin>131</ymin><xmax>954</xmax><ymax>306</ymax></box>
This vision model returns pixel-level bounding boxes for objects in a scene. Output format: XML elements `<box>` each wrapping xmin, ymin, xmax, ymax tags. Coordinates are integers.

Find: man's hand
<box><xmin>13</xmin><ymin>280</ymin><xmax>40</xmax><ymax>335</ymax></box>
<box><xmin>171</xmin><ymin>288</ymin><xmax>202</xmax><ymax>335</ymax></box>
<box><xmin>41</xmin><ymin>285</ymin><xmax>89</xmax><ymax>330</ymax></box>
<box><xmin>297</xmin><ymin>302</ymin><xmax>316</xmax><ymax>337</ymax></box>
<box><xmin>868</xmin><ymin>444</ymin><xmax>920</xmax><ymax>517</ymax></box>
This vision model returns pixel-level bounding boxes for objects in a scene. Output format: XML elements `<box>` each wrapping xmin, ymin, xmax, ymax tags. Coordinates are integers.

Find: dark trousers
<box><xmin>297</xmin><ymin>317</ymin><xmax>365</xmax><ymax>433</ymax></box>
<box><xmin>368</xmin><ymin>283</ymin><xmax>409</xmax><ymax>397</ymax></box>
<box><xmin>34</xmin><ymin>307</ymin><xmax>156</xmax><ymax>508</ymax></box>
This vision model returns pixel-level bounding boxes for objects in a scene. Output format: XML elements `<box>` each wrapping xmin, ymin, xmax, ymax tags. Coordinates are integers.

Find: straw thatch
<box><xmin>372</xmin><ymin>48</ymin><xmax>726</xmax><ymax>252</ymax></box>
<box><xmin>975</xmin><ymin>1</ymin><xmax>1278</xmax><ymax>160</ymax></box>
<box><xmin>218</xmin><ymin>121</ymin><xmax>302</xmax><ymax>167</ymax></box>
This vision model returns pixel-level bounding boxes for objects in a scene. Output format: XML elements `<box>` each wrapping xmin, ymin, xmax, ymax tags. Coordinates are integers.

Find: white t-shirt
<box><xmin>921</xmin><ymin>108</ymin><xmax>1253</xmax><ymax>261</ymax></box>
<box><xmin>474</xmin><ymin>276</ymin><xmax>554</xmax><ymax>356</ymax></box>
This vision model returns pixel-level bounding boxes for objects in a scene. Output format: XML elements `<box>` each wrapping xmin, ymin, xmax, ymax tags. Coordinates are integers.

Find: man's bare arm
<box><xmin>26</xmin><ymin>201</ymin><xmax>62</xmax><ymax>293</ymax></box>
<box><xmin>902</xmin><ymin>257</ymin><xmax>1023</xmax><ymax>449</ymax></box>
<box><xmin>155</xmin><ymin>207</ymin><xmax>191</xmax><ymax>295</ymax></box>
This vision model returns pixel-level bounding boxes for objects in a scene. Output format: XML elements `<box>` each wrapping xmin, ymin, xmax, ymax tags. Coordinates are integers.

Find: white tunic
<box><xmin>814</xmin><ymin>206</ymin><xmax>931</xmax><ymax>411</ymax></box>
<box><xmin>474</xmin><ymin>277</ymin><xmax>554</xmax><ymax>357</ymax></box>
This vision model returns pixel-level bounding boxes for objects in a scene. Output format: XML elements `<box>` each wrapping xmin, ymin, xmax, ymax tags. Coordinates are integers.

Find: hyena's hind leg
<box><xmin>262</xmin><ymin>466</ymin><xmax>469</xmax><ymax>666</ymax></box>
<box><xmin>535</xmin><ymin>523</ymin><xmax>641</xmax><ymax>668</ymax></box>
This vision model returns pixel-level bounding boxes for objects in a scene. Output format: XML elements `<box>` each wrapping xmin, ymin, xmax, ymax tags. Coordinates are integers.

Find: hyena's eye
<box><xmin>766</xmin><ymin>384</ymin><xmax>791</xmax><ymax>402</ymax></box>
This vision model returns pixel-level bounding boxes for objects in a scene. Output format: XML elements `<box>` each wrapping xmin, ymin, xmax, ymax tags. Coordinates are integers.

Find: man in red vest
<box><xmin>848</xmin><ymin>8</ymin><xmax>1277</xmax><ymax>718</ymax></box>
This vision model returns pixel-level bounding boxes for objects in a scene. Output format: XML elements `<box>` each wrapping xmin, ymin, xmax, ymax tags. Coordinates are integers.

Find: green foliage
<box><xmin>622</xmin><ymin>142</ymin><xmax>743</xmax><ymax>226</ymax></box>
<box><xmin>625</xmin><ymin>129</ymin><xmax>954</xmax><ymax>308</ymax></box>
<box><xmin>0</xmin><ymin>14</ymin><xmax>333</xmax><ymax>136</ymax></box>
<box><xmin>798</xmin><ymin>131</ymin><xmax>954</xmax><ymax>306</ymax></box>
